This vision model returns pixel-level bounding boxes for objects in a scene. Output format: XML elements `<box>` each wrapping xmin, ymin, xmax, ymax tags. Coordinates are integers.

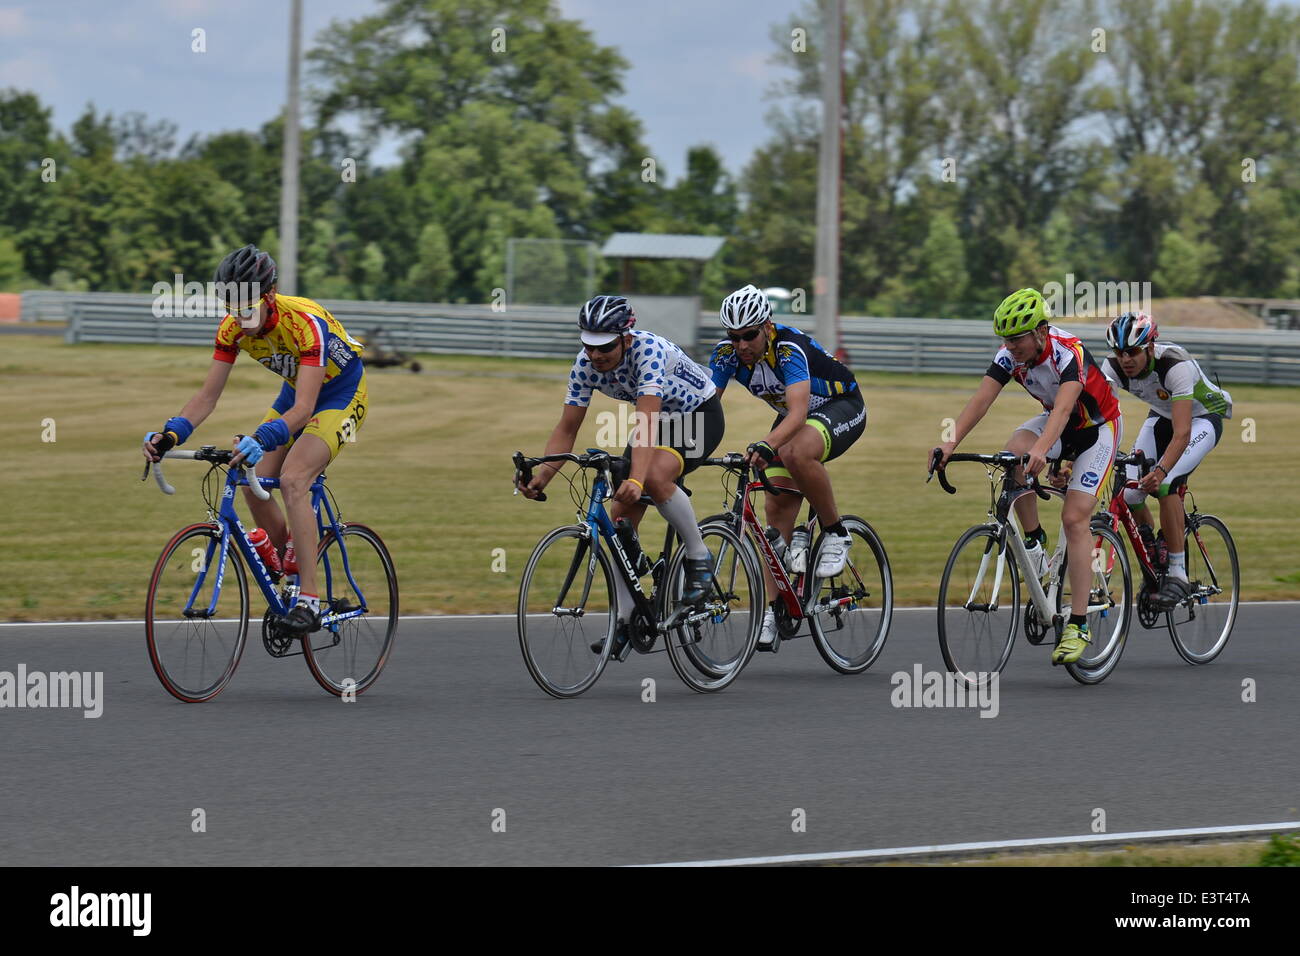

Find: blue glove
<box><xmin>235</xmin><ymin>434</ymin><xmax>264</xmax><ymax>467</ymax></box>
<box><xmin>164</xmin><ymin>416</ymin><xmax>194</xmax><ymax>446</ymax></box>
<box><xmin>253</xmin><ymin>418</ymin><xmax>292</xmax><ymax>453</ymax></box>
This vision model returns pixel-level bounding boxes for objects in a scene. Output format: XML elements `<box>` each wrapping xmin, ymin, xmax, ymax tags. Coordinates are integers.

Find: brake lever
<box><xmin>928</xmin><ymin>449</ymin><xmax>957</xmax><ymax>494</ymax></box>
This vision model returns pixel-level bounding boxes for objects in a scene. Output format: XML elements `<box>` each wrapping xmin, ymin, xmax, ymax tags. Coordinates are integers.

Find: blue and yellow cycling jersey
<box><xmin>213</xmin><ymin>293</ymin><xmax>364</xmax><ymax>408</ymax></box>
<box><xmin>708</xmin><ymin>322</ymin><xmax>857</xmax><ymax>415</ymax></box>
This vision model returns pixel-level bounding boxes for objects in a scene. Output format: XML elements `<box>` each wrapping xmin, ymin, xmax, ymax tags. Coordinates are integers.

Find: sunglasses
<box><xmin>225</xmin><ymin>298</ymin><xmax>263</xmax><ymax>319</ymax></box>
<box><xmin>1113</xmin><ymin>346</ymin><xmax>1146</xmax><ymax>358</ymax></box>
<box><xmin>1001</xmin><ymin>330</ymin><xmax>1036</xmax><ymax>345</ymax></box>
<box><xmin>727</xmin><ymin>327</ymin><xmax>765</xmax><ymax>344</ymax></box>
<box><xmin>583</xmin><ymin>338</ymin><xmax>622</xmax><ymax>355</ymax></box>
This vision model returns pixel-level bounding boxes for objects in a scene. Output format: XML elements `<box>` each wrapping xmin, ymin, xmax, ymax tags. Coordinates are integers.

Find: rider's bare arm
<box><xmin>1033</xmin><ymin>380</ymin><xmax>1082</xmax><ymax>456</ymax></box>
<box><xmin>280</xmin><ymin>363</ymin><xmax>326</xmax><ymax>434</ymax></box>
<box><xmin>1160</xmin><ymin>398</ymin><xmax>1193</xmax><ymax>473</ymax></box>
<box><xmin>179</xmin><ymin>359</ymin><xmax>235</xmax><ymax>429</ymax></box>
<box><xmin>531</xmin><ymin>404</ymin><xmax>587</xmax><ymax>486</ymax></box>
<box><xmin>764</xmin><ymin>380</ymin><xmax>811</xmax><ymax>450</ymax></box>
<box><xmin>626</xmin><ymin>394</ymin><xmax>662</xmax><ymax>487</ymax></box>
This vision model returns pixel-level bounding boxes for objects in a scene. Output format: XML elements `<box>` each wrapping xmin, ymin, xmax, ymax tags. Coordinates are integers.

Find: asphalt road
<box><xmin>1</xmin><ymin>605</ymin><xmax>1296</xmax><ymax>866</ymax></box>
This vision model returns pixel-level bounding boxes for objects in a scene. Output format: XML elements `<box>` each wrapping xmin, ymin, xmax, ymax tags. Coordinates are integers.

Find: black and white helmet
<box><xmin>719</xmin><ymin>284</ymin><xmax>772</xmax><ymax>330</ymax></box>
<box><xmin>578</xmin><ymin>295</ymin><xmax>635</xmax><ymax>346</ymax></box>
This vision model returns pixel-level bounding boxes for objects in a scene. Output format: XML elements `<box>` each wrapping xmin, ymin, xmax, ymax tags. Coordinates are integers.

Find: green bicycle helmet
<box><xmin>993</xmin><ymin>288</ymin><xmax>1050</xmax><ymax>337</ymax></box>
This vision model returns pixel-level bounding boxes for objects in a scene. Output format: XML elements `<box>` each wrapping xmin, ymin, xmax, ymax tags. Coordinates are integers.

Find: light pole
<box><xmin>813</xmin><ymin>0</ymin><xmax>843</xmax><ymax>351</ymax></box>
<box><xmin>278</xmin><ymin>0</ymin><xmax>302</xmax><ymax>294</ymax></box>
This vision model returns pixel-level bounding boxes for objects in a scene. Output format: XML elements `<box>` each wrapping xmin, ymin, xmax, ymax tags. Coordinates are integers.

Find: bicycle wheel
<box><xmin>1057</xmin><ymin>522</ymin><xmax>1132</xmax><ymax>685</ymax></box>
<box><xmin>303</xmin><ymin>524</ymin><xmax>399</xmax><ymax>697</ymax></box>
<box><xmin>1167</xmin><ymin>514</ymin><xmax>1239</xmax><ymax>664</ymax></box>
<box><xmin>518</xmin><ymin>525</ymin><xmax>616</xmax><ymax>698</ymax></box>
<box><xmin>807</xmin><ymin>516</ymin><xmax>893</xmax><ymax>674</ymax></box>
<box><xmin>662</xmin><ymin>522</ymin><xmax>761</xmax><ymax>693</ymax></box>
<box><xmin>938</xmin><ymin>525</ymin><xmax>1019</xmax><ymax>686</ymax></box>
<box><xmin>146</xmin><ymin>523</ymin><xmax>249</xmax><ymax>703</ymax></box>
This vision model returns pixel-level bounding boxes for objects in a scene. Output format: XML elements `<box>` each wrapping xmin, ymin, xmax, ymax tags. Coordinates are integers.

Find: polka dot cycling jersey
<box><xmin>986</xmin><ymin>325</ymin><xmax>1120</xmax><ymax>429</ymax></box>
<box><xmin>564</xmin><ymin>330</ymin><xmax>717</xmax><ymax>413</ymax></box>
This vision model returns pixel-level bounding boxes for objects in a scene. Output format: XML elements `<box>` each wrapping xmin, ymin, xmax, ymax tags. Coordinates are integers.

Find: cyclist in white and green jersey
<box><xmin>1100</xmin><ymin>311</ymin><xmax>1233</xmax><ymax>608</ymax></box>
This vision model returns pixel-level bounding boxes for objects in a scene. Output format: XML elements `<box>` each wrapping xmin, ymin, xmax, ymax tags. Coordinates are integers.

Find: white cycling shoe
<box><xmin>757</xmin><ymin>607</ymin><xmax>778</xmax><ymax>651</ymax></box>
<box><xmin>815</xmin><ymin>532</ymin><xmax>852</xmax><ymax>577</ymax></box>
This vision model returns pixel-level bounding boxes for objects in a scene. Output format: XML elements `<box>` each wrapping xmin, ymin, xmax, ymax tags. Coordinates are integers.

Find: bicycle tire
<box><xmin>1060</xmin><ymin>522</ymin><xmax>1132</xmax><ymax>685</ymax></box>
<box><xmin>662</xmin><ymin>522</ymin><xmax>761</xmax><ymax>693</ymax></box>
<box><xmin>937</xmin><ymin>524</ymin><xmax>1020</xmax><ymax>686</ymax></box>
<box><xmin>145</xmin><ymin>523</ymin><xmax>249</xmax><ymax>703</ymax></box>
<box><xmin>1167</xmin><ymin>514</ymin><xmax>1239</xmax><ymax>664</ymax></box>
<box><xmin>302</xmin><ymin>523</ymin><xmax>399</xmax><ymax>697</ymax></box>
<box><xmin>807</xmin><ymin>515</ymin><xmax>893</xmax><ymax>674</ymax></box>
<box><xmin>518</xmin><ymin>525</ymin><xmax>616</xmax><ymax>698</ymax></box>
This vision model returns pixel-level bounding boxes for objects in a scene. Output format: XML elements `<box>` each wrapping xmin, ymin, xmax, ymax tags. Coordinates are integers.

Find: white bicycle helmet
<box><xmin>719</xmin><ymin>284</ymin><xmax>773</xmax><ymax>330</ymax></box>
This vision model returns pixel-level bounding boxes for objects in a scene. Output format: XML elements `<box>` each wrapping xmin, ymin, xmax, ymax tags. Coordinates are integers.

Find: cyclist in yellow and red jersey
<box><xmin>141</xmin><ymin>244</ymin><xmax>368</xmax><ymax>634</ymax></box>
<box><xmin>932</xmin><ymin>288</ymin><xmax>1123</xmax><ymax>666</ymax></box>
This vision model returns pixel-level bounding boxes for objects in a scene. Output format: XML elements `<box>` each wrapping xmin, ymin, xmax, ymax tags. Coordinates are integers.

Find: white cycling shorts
<box><xmin>1015</xmin><ymin>413</ymin><xmax>1122</xmax><ymax>499</ymax></box>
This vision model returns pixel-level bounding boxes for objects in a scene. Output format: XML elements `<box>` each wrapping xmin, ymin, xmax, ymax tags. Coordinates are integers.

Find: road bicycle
<box><xmin>928</xmin><ymin>450</ymin><xmax>1131</xmax><ymax>686</ymax></box>
<box><xmin>695</xmin><ymin>454</ymin><xmax>893</xmax><ymax>674</ymax></box>
<box><xmin>511</xmin><ymin>450</ymin><xmax>761</xmax><ymax>697</ymax></box>
<box><xmin>1105</xmin><ymin>451</ymin><xmax>1239</xmax><ymax>664</ymax></box>
<box><xmin>144</xmin><ymin>445</ymin><xmax>398</xmax><ymax>701</ymax></box>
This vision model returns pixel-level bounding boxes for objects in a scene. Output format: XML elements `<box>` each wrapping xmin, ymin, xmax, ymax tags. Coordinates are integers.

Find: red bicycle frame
<box><xmin>739</xmin><ymin>478</ymin><xmax>810</xmax><ymax>619</ymax></box>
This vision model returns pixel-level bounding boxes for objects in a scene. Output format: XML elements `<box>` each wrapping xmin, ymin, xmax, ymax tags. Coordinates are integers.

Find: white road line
<box><xmin>3</xmin><ymin>600</ymin><xmax>1298</xmax><ymax>628</ymax></box>
<box><xmin>638</xmin><ymin>821</ymin><xmax>1300</xmax><ymax>867</ymax></box>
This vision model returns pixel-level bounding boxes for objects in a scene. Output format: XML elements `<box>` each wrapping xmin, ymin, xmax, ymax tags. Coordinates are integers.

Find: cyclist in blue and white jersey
<box><xmin>708</xmin><ymin>285</ymin><xmax>865</xmax><ymax>649</ymax></box>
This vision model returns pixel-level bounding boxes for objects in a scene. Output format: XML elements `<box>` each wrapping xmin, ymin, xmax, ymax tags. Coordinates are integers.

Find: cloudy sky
<box><xmin>0</xmin><ymin>0</ymin><xmax>807</xmax><ymax>181</ymax></box>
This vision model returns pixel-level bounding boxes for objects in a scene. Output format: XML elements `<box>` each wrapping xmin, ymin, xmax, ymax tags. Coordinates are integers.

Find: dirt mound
<box><xmin>1066</xmin><ymin>297</ymin><xmax>1264</xmax><ymax>328</ymax></box>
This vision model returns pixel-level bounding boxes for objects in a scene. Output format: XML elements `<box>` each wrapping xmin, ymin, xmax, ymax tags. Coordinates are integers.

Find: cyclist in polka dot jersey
<box><xmin>518</xmin><ymin>296</ymin><xmax>726</xmax><ymax>657</ymax></box>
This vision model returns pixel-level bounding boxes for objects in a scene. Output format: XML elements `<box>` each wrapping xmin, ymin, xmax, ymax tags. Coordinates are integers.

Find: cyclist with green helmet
<box><xmin>931</xmin><ymin>288</ymin><xmax>1123</xmax><ymax>666</ymax></box>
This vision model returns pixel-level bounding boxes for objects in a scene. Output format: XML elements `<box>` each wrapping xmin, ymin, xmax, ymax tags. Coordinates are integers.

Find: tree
<box><xmin>1153</xmin><ymin>229</ymin><xmax>1213</xmax><ymax>296</ymax></box>
<box><xmin>310</xmin><ymin>0</ymin><xmax>652</xmax><ymax>300</ymax></box>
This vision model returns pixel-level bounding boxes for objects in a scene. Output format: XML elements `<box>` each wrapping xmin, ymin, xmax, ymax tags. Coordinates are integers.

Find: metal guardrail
<box><xmin>49</xmin><ymin>292</ymin><xmax>1300</xmax><ymax>385</ymax></box>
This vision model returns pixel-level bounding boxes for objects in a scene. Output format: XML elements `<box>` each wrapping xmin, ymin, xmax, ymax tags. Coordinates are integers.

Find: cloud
<box><xmin>0</xmin><ymin>52</ymin><xmax>57</xmax><ymax>90</ymax></box>
<box><xmin>0</xmin><ymin>6</ymin><xmax>27</xmax><ymax>37</ymax></box>
<box><xmin>732</xmin><ymin>50</ymin><xmax>772</xmax><ymax>83</ymax></box>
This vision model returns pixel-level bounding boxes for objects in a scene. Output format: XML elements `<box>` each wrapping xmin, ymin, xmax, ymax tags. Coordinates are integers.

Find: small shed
<box><xmin>600</xmin><ymin>232</ymin><xmax>726</xmax><ymax>293</ymax></box>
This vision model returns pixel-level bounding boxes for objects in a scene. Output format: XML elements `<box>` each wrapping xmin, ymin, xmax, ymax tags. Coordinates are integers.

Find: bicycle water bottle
<box><xmin>614</xmin><ymin>518</ymin><xmax>650</xmax><ymax>576</ymax></box>
<box><xmin>1154</xmin><ymin>530</ymin><xmax>1169</xmax><ymax>572</ymax></box>
<box><xmin>282</xmin><ymin>539</ymin><xmax>298</xmax><ymax>576</ymax></box>
<box><xmin>1023</xmin><ymin>539</ymin><xmax>1046</xmax><ymax>581</ymax></box>
<box><xmin>247</xmin><ymin>528</ymin><xmax>282</xmax><ymax>577</ymax></box>
<box><xmin>765</xmin><ymin>526</ymin><xmax>788</xmax><ymax>566</ymax></box>
<box><xmin>1138</xmin><ymin>525</ymin><xmax>1158</xmax><ymax>566</ymax></box>
<box><xmin>788</xmin><ymin>527</ymin><xmax>810</xmax><ymax>573</ymax></box>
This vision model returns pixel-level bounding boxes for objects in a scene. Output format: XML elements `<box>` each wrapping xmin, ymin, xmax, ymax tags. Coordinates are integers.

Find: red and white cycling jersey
<box><xmin>986</xmin><ymin>325</ymin><xmax>1120</xmax><ymax>430</ymax></box>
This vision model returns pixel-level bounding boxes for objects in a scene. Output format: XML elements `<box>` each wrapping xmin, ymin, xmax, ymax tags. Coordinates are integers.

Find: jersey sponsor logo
<box><xmin>996</xmin><ymin>354</ymin><xmax>1013</xmax><ymax>371</ymax></box>
<box><xmin>832</xmin><ymin>405</ymin><xmax>867</xmax><ymax>436</ymax></box>
<box><xmin>328</xmin><ymin>337</ymin><xmax>355</xmax><ymax>368</ymax></box>
<box><xmin>259</xmin><ymin>353</ymin><xmax>299</xmax><ymax>380</ymax></box>
<box><xmin>673</xmin><ymin>359</ymin><xmax>706</xmax><ymax>390</ymax></box>
<box><xmin>1080</xmin><ymin>470</ymin><xmax>1100</xmax><ymax>489</ymax></box>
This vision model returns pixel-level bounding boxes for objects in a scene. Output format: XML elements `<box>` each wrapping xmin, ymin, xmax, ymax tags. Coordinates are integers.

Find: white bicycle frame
<box><xmin>965</xmin><ymin>487</ymin><xmax>1113</xmax><ymax>621</ymax></box>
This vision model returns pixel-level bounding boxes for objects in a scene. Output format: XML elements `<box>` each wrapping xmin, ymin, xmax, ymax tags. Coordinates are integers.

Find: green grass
<box><xmin>2</xmin><ymin>335</ymin><xmax>1298</xmax><ymax>619</ymax></box>
<box><xmin>865</xmin><ymin>837</ymin><xmax>1290</xmax><ymax>866</ymax></box>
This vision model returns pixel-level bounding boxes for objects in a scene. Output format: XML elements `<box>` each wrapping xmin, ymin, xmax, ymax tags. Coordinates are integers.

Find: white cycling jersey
<box><xmin>1100</xmin><ymin>341</ymin><xmax>1232</xmax><ymax>420</ymax></box>
<box><xmin>564</xmin><ymin>330</ymin><xmax>716</xmax><ymax>413</ymax></box>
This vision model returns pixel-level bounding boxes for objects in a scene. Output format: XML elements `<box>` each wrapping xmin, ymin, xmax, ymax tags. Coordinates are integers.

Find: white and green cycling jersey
<box><xmin>1100</xmin><ymin>341</ymin><xmax>1232</xmax><ymax>420</ymax></box>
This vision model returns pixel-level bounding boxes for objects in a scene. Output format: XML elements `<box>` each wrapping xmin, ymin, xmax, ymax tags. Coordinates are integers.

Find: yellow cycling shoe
<box><xmin>1051</xmin><ymin>623</ymin><xmax>1091</xmax><ymax>665</ymax></box>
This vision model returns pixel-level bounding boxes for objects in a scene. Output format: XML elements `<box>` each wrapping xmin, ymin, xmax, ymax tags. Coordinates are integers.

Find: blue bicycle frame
<box><xmin>183</xmin><ymin>466</ymin><xmax>369</xmax><ymax>630</ymax></box>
